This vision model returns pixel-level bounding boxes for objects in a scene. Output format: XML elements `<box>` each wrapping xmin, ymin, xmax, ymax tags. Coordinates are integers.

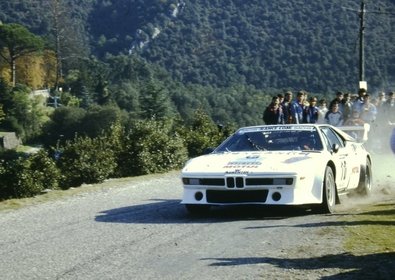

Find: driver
<box><xmin>300</xmin><ymin>135</ymin><xmax>316</xmax><ymax>150</ymax></box>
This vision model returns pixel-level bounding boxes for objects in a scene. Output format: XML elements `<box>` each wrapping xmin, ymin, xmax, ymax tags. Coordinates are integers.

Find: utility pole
<box><xmin>359</xmin><ymin>1</ymin><xmax>366</xmax><ymax>84</ymax></box>
<box><xmin>344</xmin><ymin>1</ymin><xmax>395</xmax><ymax>90</ymax></box>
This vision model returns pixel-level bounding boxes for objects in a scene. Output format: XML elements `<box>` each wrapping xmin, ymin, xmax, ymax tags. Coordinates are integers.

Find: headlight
<box><xmin>182</xmin><ymin>178</ymin><xmax>200</xmax><ymax>185</ymax></box>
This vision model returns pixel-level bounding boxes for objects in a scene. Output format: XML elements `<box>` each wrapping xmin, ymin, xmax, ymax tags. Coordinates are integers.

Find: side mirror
<box><xmin>332</xmin><ymin>144</ymin><xmax>340</xmax><ymax>153</ymax></box>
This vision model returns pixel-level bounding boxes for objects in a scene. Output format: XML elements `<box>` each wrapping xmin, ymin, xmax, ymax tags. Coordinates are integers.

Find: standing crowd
<box><xmin>262</xmin><ymin>89</ymin><xmax>395</xmax><ymax>152</ymax></box>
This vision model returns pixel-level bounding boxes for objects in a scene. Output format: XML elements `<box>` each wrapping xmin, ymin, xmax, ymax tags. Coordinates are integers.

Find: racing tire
<box><xmin>185</xmin><ymin>204</ymin><xmax>211</xmax><ymax>216</ymax></box>
<box><xmin>315</xmin><ymin>166</ymin><xmax>336</xmax><ymax>214</ymax></box>
<box><xmin>356</xmin><ymin>159</ymin><xmax>372</xmax><ymax>196</ymax></box>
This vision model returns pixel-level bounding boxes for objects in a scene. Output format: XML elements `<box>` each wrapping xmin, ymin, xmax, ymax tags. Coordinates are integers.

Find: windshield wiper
<box><xmin>244</xmin><ymin>134</ymin><xmax>266</xmax><ymax>151</ymax></box>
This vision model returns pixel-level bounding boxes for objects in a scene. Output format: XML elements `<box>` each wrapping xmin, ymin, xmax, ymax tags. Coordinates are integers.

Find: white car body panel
<box><xmin>181</xmin><ymin>124</ymin><xmax>371</xmax><ymax>208</ymax></box>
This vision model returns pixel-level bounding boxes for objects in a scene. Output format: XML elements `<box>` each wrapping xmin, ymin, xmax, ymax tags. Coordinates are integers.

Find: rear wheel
<box><xmin>316</xmin><ymin>166</ymin><xmax>336</xmax><ymax>214</ymax></box>
<box><xmin>185</xmin><ymin>204</ymin><xmax>211</xmax><ymax>216</ymax></box>
<box><xmin>357</xmin><ymin>159</ymin><xmax>372</xmax><ymax>196</ymax></box>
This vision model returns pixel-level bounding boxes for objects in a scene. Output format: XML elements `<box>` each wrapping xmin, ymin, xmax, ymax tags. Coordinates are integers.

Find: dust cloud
<box><xmin>337</xmin><ymin>152</ymin><xmax>395</xmax><ymax>212</ymax></box>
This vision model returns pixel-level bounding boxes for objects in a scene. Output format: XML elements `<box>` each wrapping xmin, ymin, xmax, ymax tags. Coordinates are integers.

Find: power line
<box><xmin>343</xmin><ymin>0</ymin><xmax>395</xmax><ymax>89</ymax></box>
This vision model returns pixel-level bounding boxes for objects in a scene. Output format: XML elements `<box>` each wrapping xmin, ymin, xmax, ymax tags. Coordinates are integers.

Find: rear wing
<box><xmin>339</xmin><ymin>123</ymin><xmax>370</xmax><ymax>142</ymax></box>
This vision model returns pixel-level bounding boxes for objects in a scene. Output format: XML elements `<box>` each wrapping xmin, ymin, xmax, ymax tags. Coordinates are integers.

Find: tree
<box><xmin>0</xmin><ymin>23</ymin><xmax>44</xmax><ymax>86</ymax></box>
<box><xmin>0</xmin><ymin>84</ymin><xmax>49</xmax><ymax>142</ymax></box>
<box><xmin>139</xmin><ymin>79</ymin><xmax>173</xmax><ymax>120</ymax></box>
<box><xmin>46</xmin><ymin>0</ymin><xmax>91</xmax><ymax>90</ymax></box>
<box><xmin>0</xmin><ymin>103</ymin><xmax>5</xmax><ymax>124</ymax></box>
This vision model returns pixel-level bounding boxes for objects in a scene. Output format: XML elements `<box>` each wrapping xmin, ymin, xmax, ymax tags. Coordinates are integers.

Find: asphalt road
<box><xmin>0</xmin><ymin>159</ymin><xmax>393</xmax><ymax>280</ymax></box>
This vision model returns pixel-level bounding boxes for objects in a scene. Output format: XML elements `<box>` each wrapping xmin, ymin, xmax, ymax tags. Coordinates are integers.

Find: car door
<box><xmin>320</xmin><ymin>127</ymin><xmax>352</xmax><ymax>191</ymax></box>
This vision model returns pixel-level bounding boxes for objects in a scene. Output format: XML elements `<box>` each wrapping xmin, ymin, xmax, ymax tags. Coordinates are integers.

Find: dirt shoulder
<box><xmin>325</xmin><ymin>153</ymin><xmax>395</xmax><ymax>279</ymax></box>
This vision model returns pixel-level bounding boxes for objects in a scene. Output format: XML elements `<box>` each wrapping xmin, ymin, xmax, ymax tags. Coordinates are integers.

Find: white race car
<box><xmin>181</xmin><ymin>124</ymin><xmax>372</xmax><ymax>214</ymax></box>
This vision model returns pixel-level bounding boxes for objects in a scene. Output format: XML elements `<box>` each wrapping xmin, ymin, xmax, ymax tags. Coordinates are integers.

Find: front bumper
<box><xmin>181</xmin><ymin>173</ymin><xmax>322</xmax><ymax>205</ymax></box>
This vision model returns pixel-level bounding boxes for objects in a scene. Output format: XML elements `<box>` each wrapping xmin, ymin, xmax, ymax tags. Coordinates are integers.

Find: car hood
<box><xmin>182</xmin><ymin>151</ymin><xmax>323</xmax><ymax>175</ymax></box>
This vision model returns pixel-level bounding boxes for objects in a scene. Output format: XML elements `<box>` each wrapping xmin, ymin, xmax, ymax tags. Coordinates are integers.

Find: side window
<box><xmin>320</xmin><ymin>127</ymin><xmax>344</xmax><ymax>148</ymax></box>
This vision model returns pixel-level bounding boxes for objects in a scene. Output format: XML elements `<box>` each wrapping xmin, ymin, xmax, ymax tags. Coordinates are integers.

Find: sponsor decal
<box><xmin>283</xmin><ymin>156</ymin><xmax>311</xmax><ymax>163</ymax></box>
<box><xmin>238</xmin><ymin>126</ymin><xmax>316</xmax><ymax>134</ymax></box>
<box><xmin>224</xmin><ymin>155</ymin><xmax>263</xmax><ymax>169</ymax></box>
<box><xmin>225</xmin><ymin>169</ymin><xmax>250</xmax><ymax>174</ymax></box>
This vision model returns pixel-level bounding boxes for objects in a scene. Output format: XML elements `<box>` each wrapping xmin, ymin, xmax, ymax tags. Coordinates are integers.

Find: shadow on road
<box><xmin>202</xmin><ymin>252</ymin><xmax>395</xmax><ymax>279</ymax></box>
<box><xmin>94</xmin><ymin>199</ymin><xmax>312</xmax><ymax>224</ymax></box>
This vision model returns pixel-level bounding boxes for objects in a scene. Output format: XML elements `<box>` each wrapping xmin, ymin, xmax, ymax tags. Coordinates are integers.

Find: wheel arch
<box><xmin>357</xmin><ymin>155</ymin><xmax>373</xmax><ymax>195</ymax></box>
<box><xmin>326</xmin><ymin>160</ymin><xmax>340</xmax><ymax>204</ymax></box>
<box><xmin>366</xmin><ymin>154</ymin><xmax>372</xmax><ymax>168</ymax></box>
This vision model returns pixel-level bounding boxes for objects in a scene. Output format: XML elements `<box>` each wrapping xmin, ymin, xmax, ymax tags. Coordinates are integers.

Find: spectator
<box><xmin>304</xmin><ymin>96</ymin><xmax>319</xmax><ymax>123</ymax></box>
<box><xmin>277</xmin><ymin>93</ymin><xmax>284</xmax><ymax>104</ymax></box>
<box><xmin>344</xmin><ymin>110</ymin><xmax>365</xmax><ymax>126</ymax></box>
<box><xmin>290</xmin><ymin>90</ymin><xmax>306</xmax><ymax>124</ymax></box>
<box><xmin>330</xmin><ymin>91</ymin><xmax>344</xmax><ymax>114</ymax></box>
<box><xmin>325</xmin><ymin>101</ymin><xmax>344</xmax><ymax>127</ymax></box>
<box><xmin>359</xmin><ymin>94</ymin><xmax>377</xmax><ymax>123</ymax></box>
<box><xmin>302</xmin><ymin>91</ymin><xmax>310</xmax><ymax>107</ymax></box>
<box><xmin>263</xmin><ymin>96</ymin><xmax>284</xmax><ymax>125</ymax></box>
<box><xmin>344</xmin><ymin>110</ymin><xmax>365</xmax><ymax>141</ymax></box>
<box><xmin>376</xmin><ymin>92</ymin><xmax>386</xmax><ymax>108</ymax></box>
<box><xmin>317</xmin><ymin>99</ymin><xmax>328</xmax><ymax>124</ymax></box>
<box><xmin>350</xmin><ymin>93</ymin><xmax>359</xmax><ymax>103</ymax></box>
<box><xmin>382</xmin><ymin>91</ymin><xmax>395</xmax><ymax>123</ymax></box>
<box><xmin>353</xmin><ymin>88</ymin><xmax>367</xmax><ymax>113</ymax></box>
<box><xmin>342</xmin><ymin>93</ymin><xmax>353</xmax><ymax>122</ymax></box>
<box><xmin>281</xmin><ymin>91</ymin><xmax>293</xmax><ymax>124</ymax></box>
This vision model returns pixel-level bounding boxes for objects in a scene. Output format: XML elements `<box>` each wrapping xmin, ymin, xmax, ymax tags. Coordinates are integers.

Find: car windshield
<box><xmin>215</xmin><ymin>127</ymin><xmax>323</xmax><ymax>152</ymax></box>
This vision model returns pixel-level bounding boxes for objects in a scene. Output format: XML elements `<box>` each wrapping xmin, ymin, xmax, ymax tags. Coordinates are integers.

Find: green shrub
<box><xmin>57</xmin><ymin>135</ymin><xmax>117</xmax><ymax>188</ymax></box>
<box><xmin>28</xmin><ymin>150</ymin><xmax>61</xmax><ymax>190</ymax></box>
<box><xmin>115</xmin><ymin>119</ymin><xmax>188</xmax><ymax>177</ymax></box>
<box><xmin>176</xmin><ymin>109</ymin><xmax>230</xmax><ymax>158</ymax></box>
<box><xmin>0</xmin><ymin>150</ymin><xmax>61</xmax><ymax>200</ymax></box>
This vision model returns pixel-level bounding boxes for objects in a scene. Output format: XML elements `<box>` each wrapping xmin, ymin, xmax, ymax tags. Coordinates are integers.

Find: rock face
<box><xmin>0</xmin><ymin>132</ymin><xmax>21</xmax><ymax>150</ymax></box>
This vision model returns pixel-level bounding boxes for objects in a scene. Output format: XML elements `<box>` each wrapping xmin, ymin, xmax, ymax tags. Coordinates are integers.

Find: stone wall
<box><xmin>0</xmin><ymin>132</ymin><xmax>21</xmax><ymax>150</ymax></box>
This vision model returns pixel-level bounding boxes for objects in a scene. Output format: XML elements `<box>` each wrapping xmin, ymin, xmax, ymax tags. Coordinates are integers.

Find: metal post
<box><xmin>359</xmin><ymin>1</ymin><xmax>365</xmax><ymax>82</ymax></box>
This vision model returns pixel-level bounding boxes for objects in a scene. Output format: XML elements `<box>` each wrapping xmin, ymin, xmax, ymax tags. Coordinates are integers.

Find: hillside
<box><xmin>0</xmin><ymin>0</ymin><xmax>394</xmax><ymax>93</ymax></box>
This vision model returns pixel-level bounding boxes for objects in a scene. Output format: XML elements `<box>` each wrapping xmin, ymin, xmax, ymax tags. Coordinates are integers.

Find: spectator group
<box><xmin>262</xmin><ymin>89</ymin><xmax>395</xmax><ymax>152</ymax></box>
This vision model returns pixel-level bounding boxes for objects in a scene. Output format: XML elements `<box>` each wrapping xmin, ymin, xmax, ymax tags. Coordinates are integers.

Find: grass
<box><xmin>342</xmin><ymin>199</ymin><xmax>395</xmax><ymax>255</ymax></box>
<box><xmin>338</xmin><ymin>152</ymin><xmax>395</xmax><ymax>255</ymax></box>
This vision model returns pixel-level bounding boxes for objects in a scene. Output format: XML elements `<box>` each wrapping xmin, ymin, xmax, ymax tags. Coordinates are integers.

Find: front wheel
<box><xmin>315</xmin><ymin>166</ymin><xmax>336</xmax><ymax>214</ymax></box>
<box><xmin>357</xmin><ymin>159</ymin><xmax>372</xmax><ymax>196</ymax></box>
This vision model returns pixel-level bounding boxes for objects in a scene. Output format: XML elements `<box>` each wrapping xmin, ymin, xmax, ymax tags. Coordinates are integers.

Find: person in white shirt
<box><xmin>317</xmin><ymin>99</ymin><xmax>328</xmax><ymax>124</ymax></box>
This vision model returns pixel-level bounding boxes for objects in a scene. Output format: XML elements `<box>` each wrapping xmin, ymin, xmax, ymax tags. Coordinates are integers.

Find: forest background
<box><xmin>0</xmin><ymin>0</ymin><xmax>394</xmax><ymax>199</ymax></box>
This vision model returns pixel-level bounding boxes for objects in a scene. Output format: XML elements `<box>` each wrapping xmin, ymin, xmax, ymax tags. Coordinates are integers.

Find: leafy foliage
<box><xmin>0</xmin><ymin>103</ymin><xmax>5</xmax><ymax>123</ymax></box>
<box><xmin>115</xmin><ymin>118</ymin><xmax>188</xmax><ymax>177</ymax></box>
<box><xmin>0</xmin><ymin>83</ymin><xmax>49</xmax><ymax>142</ymax></box>
<box><xmin>57</xmin><ymin>135</ymin><xmax>117</xmax><ymax>188</ymax></box>
<box><xmin>88</xmin><ymin>0</ymin><xmax>395</xmax><ymax>93</ymax></box>
<box><xmin>175</xmin><ymin>109</ymin><xmax>229</xmax><ymax>158</ymax></box>
<box><xmin>1</xmin><ymin>1</ymin><xmax>394</xmax><ymax>93</ymax></box>
<box><xmin>0</xmin><ymin>150</ymin><xmax>60</xmax><ymax>200</ymax></box>
<box><xmin>0</xmin><ymin>23</ymin><xmax>44</xmax><ymax>86</ymax></box>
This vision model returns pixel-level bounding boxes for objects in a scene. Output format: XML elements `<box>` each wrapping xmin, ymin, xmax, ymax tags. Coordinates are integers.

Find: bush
<box><xmin>28</xmin><ymin>150</ymin><xmax>61</xmax><ymax>190</ymax></box>
<box><xmin>0</xmin><ymin>150</ymin><xmax>60</xmax><ymax>200</ymax></box>
<box><xmin>176</xmin><ymin>109</ymin><xmax>231</xmax><ymax>158</ymax></box>
<box><xmin>115</xmin><ymin>119</ymin><xmax>188</xmax><ymax>177</ymax></box>
<box><xmin>57</xmin><ymin>135</ymin><xmax>117</xmax><ymax>188</ymax></box>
